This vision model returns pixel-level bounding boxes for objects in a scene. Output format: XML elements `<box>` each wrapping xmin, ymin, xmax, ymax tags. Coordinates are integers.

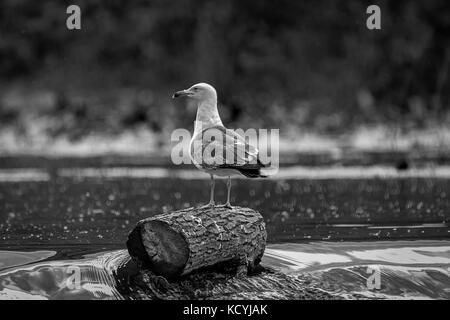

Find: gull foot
<box><xmin>200</xmin><ymin>202</ymin><xmax>215</xmax><ymax>210</ymax></box>
<box><xmin>218</xmin><ymin>203</ymin><xmax>233</xmax><ymax>209</ymax></box>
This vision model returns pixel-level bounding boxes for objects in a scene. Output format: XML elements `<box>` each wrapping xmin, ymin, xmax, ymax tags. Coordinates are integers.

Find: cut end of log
<box><xmin>142</xmin><ymin>221</ymin><xmax>189</xmax><ymax>276</ymax></box>
<box><xmin>126</xmin><ymin>206</ymin><xmax>267</xmax><ymax>279</ymax></box>
<box><xmin>127</xmin><ymin>221</ymin><xmax>189</xmax><ymax>278</ymax></box>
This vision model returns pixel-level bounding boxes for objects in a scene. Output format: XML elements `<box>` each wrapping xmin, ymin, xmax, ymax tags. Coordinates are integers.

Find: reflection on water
<box><xmin>265</xmin><ymin>241</ymin><xmax>450</xmax><ymax>300</ymax></box>
<box><xmin>0</xmin><ymin>241</ymin><xmax>449</xmax><ymax>300</ymax></box>
<box><xmin>0</xmin><ymin>251</ymin><xmax>56</xmax><ymax>271</ymax></box>
<box><xmin>265</xmin><ymin>241</ymin><xmax>450</xmax><ymax>271</ymax></box>
<box><xmin>0</xmin><ymin>250</ymin><xmax>127</xmax><ymax>300</ymax></box>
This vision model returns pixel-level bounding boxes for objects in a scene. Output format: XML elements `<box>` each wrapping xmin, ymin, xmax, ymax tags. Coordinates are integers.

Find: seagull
<box><xmin>172</xmin><ymin>83</ymin><xmax>267</xmax><ymax>209</ymax></box>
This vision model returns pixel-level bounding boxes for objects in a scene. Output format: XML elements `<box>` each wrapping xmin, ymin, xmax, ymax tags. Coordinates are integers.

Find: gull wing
<box><xmin>190</xmin><ymin>125</ymin><xmax>267</xmax><ymax>177</ymax></box>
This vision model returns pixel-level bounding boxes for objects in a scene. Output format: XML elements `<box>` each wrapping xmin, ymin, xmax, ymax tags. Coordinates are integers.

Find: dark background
<box><xmin>0</xmin><ymin>0</ymin><xmax>449</xmax><ymax>154</ymax></box>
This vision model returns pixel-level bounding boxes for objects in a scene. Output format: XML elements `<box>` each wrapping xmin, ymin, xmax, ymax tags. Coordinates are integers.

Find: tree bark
<box><xmin>126</xmin><ymin>206</ymin><xmax>266</xmax><ymax>279</ymax></box>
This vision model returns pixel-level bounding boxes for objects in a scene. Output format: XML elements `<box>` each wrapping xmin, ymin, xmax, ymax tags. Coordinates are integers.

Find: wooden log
<box><xmin>126</xmin><ymin>206</ymin><xmax>266</xmax><ymax>279</ymax></box>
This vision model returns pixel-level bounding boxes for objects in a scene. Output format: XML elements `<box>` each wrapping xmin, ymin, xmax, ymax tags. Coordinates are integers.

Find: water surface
<box><xmin>0</xmin><ymin>166</ymin><xmax>449</xmax><ymax>299</ymax></box>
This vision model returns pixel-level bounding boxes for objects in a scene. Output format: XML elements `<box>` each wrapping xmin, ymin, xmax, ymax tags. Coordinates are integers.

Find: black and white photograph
<box><xmin>0</xmin><ymin>0</ymin><xmax>449</xmax><ymax>308</ymax></box>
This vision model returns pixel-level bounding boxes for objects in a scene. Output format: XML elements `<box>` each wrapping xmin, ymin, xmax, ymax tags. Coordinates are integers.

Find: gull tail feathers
<box><xmin>238</xmin><ymin>160</ymin><xmax>277</xmax><ymax>178</ymax></box>
<box><xmin>259</xmin><ymin>161</ymin><xmax>278</xmax><ymax>177</ymax></box>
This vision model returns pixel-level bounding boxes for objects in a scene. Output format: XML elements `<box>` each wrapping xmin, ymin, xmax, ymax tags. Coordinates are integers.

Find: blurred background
<box><xmin>0</xmin><ymin>0</ymin><xmax>449</xmax><ymax>163</ymax></box>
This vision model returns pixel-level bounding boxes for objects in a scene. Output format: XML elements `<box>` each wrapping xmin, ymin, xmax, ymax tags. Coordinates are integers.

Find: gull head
<box><xmin>172</xmin><ymin>83</ymin><xmax>217</xmax><ymax>101</ymax></box>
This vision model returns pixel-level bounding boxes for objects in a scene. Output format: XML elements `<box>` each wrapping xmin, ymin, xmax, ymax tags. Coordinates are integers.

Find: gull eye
<box><xmin>193</xmin><ymin>87</ymin><xmax>198</xmax><ymax>91</ymax></box>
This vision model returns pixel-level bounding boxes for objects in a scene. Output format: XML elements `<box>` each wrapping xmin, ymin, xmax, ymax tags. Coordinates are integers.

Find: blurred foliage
<box><xmin>0</xmin><ymin>0</ymin><xmax>449</xmax><ymax>139</ymax></box>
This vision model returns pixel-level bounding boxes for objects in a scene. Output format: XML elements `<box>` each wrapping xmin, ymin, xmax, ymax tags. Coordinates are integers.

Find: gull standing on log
<box><xmin>172</xmin><ymin>83</ymin><xmax>267</xmax><ymax>208</ymax></box>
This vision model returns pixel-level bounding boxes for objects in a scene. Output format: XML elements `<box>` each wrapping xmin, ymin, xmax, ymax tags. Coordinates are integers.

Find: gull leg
<box><xmin>218</xmin><ymin>176</ymin><xmax>233</xmax><ymax>208</ymax></box>
<box><xmin>222</xmin><ymin>176</ymin><xmax>233</xmax><ymax>209</ymax></box>
<box><xmin>201</xmin><ymin>174</ymin><xmax>215</xmax><ymax>209</ymax></box>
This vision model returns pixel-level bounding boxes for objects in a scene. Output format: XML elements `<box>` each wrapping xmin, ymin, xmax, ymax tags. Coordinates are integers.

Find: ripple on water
<box><xmin>0</xmin><ymin>241</ymin><xmax>449</xmax><ymax>300</ymax></box>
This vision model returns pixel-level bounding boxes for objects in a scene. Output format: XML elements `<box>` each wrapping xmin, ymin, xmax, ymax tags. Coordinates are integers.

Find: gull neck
<box><xmin>194</xmin><ymin>97</ymin><xmax>223</xmax><ymax>134</ymax></box>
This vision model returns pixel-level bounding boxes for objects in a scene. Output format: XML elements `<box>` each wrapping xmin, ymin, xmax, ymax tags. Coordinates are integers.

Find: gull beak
<box><xmin>172</xmin><ymin>89</ymin><xmax>191</xmax><ymax>99</ymax></box>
